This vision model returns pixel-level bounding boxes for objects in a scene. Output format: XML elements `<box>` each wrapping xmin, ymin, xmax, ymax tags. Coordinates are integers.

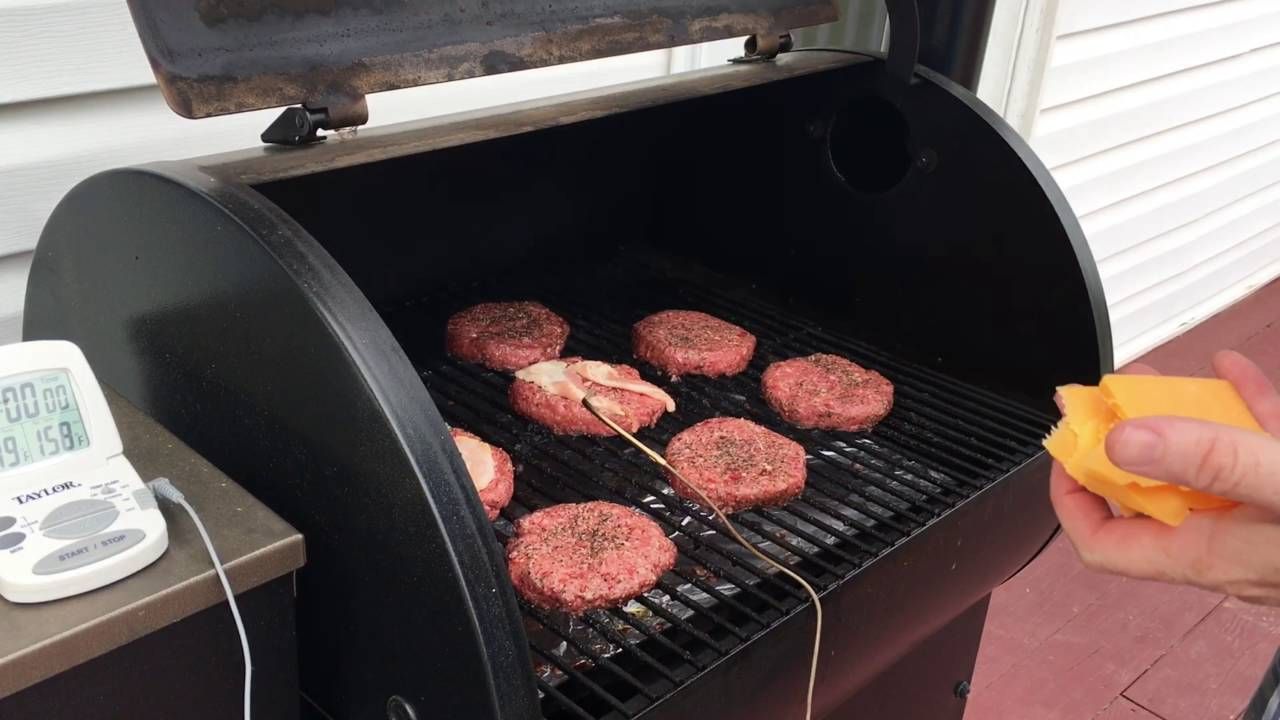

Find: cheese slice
<box><xmin>514</xmin><ymin>359</ymin><xmax>676</xmax><ymax>419</ymax></box>
<box><xmin>515</xmin><ymin>360</ymin><xmax>587</xmax><ymax>399</ymax></box>
<box><xmin>1100</xmin><ymin>375</ymin><xmax>1263</xmax><ymax>430</ymax></box>
<box><xmin>1045</xmin><ymin>374</ymin><xmax>1261</xmax><ymax>526</ymax></box>
<box><xmin>1056</xmin><ymin>385</ymin><xmax>1116</xmax><ymax>449</ymax></box>
<box><xmin>454</xmin><ymin>434</ymin><xmax>495</xmax><ymax>491</ymax></box>
<box><xmin>568</xmin><ymin>361</ymin><xmax>677</xmax><ymax>412</ymax></box>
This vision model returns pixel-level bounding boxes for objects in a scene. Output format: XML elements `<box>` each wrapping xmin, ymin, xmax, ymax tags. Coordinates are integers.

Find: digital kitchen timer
<box><xmin>0</xmin><ymin>340</ymin><xmax>167</xmax><ymax>603</ymax></box>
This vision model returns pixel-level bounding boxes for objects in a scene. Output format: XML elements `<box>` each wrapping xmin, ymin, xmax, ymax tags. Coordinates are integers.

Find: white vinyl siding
<box><xmin>1020</xmin><ymin>0</ymin><xmax>1280</xmax><ymax>363</ymax></box>
<box><xmin>793</xmin><ymin>0</ymin><xmax>888</xmax><ymax>50</ymax></box>
<box><xmin>0</xmin><ymin>0</ymin><xmax>746</xmax><ymax>345</ymax></box>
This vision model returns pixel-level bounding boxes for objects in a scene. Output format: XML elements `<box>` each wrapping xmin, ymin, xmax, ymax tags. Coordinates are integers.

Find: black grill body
<box><xmin>25</xmin><ymin>51</ymin><xmax>1108</xmax><ymax>720</ymax></box>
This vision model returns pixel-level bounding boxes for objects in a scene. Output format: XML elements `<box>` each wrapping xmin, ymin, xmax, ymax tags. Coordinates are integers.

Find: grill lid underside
<box><xmin>123</xmin><ymin>0</ymin><xmax>837</xmax><ymax>119</ymax></box>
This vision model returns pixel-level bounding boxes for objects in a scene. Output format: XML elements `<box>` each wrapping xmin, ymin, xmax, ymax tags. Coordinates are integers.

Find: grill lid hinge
<box><xmin>260</xmin><ymin>96</ymin><xmax>369</xmax><ymax>146</ymax></box>
<box><xmin>730</xmin><ymin>32</ymin><xmax>794</xmax><ymax>63</ymax></box>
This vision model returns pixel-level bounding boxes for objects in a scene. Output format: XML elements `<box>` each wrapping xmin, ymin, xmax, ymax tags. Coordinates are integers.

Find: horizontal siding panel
<box><xmin>0</xmin><ymin>89</ymin><xmax>266</xmax><ymax>260</ymax></box>
<box><xmin>1081</xmin><ymin>139</ymin><xmax>1280</xmax><ymax>260</ymax></box>
<box><xmin>1032</xmin><ymin>43</ymin><xmax>1280</xmax><ymax>167</ymax></box>
<box><xmin>0</xmin><ymin>253</ymin><xmax>33</xmax><ymax>345</ymax></box>
<box><xmin>1113</xmin><ymin>254</ymin><xmax>1280</xmax><ymax>363</ymax></box>
<box><xmin>1099</xmin><ymin>180</ymin><xmax>1280</xmax><ymax>302</ymax></box>
<box><xmin>1027</xmin><ymin>0</ymin><xmax>1280</xmax><ymax>362</ymax></box>
<box><xmin>1042</xmin><ymin>0</ymin><xmax>1280</xmax><ymax>108</ymax></box>
<box><xmin>0</xmin><ymin>50</ymin><xmax>673</xmax><ymax>258</ymax></box>
<box><xmin>0</xmin><ymin>0</ymin><xmax>153</xmax><ymax>104</ymax></box>
<box><xmin>1056</xmin><ymin>0</ymin><xmax>1222</xmax><ymax>36</ymax></box>
<box><xmin>1053</xmin><ymin>93</ymin><xmax>1280</xmax><ymax>216</ymax></box>
<box><xmin>1109</xmin><ymin>227</ymin><xmax>1280</xmax><ymax>359</ymax></box>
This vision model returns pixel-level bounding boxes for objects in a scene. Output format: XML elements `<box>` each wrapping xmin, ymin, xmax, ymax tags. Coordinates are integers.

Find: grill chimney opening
<box><xmin>827</xmin><ymin>95</ymin><xmax>912</xmax><ymax>194</ymax></box>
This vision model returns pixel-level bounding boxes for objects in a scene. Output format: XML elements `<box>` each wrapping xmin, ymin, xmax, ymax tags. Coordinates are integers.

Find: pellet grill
<box><xmin>24</xmin><ymin>0</ymin><xmax>1111</xmax><ymax>718</ymax></box>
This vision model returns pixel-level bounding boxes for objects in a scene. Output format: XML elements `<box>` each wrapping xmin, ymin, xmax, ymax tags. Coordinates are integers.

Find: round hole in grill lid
<box><xmin>827</xmin><ymin>95</ymin><xmax>913</xmax><ymax>194</ymax></box>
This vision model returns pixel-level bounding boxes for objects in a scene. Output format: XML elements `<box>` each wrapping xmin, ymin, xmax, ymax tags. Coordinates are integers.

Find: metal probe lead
<box><xmin>582</xmin><ymin>396</ymin><xmax>824</xmax><ymax>720</ymax></box>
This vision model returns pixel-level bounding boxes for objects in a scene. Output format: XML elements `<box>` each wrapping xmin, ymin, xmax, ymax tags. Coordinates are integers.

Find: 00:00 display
<box><xmin>0</xmin><ymin>381</ymin><xmax>71</xmax><ymax>424</ymax></box>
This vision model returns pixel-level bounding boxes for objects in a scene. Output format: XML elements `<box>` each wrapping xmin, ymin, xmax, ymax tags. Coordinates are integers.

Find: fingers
<box><xmin>1107</xmin><ymin>417</ymin><xmax>1280</xmax><ymax>514</ymax></box>
<box><xmin>1213</xmin><ymin>350</ymin><xmax>1280</xmax><ymax>436</ymax></box>
<box><xmin>1049</xmin><ymin>461</ymin><xmax>1113</xmax><ymax>537</ymax></box>
<box><xmin>1048</xmin><ymin>461</ymin><xmax>1185</xmax><ymax>581</ymax></box>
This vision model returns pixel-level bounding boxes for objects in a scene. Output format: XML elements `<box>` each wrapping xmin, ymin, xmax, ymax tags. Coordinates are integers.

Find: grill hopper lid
<box><xmin>125</xmin><ymin>0</ymin><xmax>838</xmax><ymax>119</ymax></box>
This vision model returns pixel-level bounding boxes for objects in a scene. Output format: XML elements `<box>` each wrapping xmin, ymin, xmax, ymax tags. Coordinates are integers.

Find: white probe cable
<box><xmin>582</xmin><ymin>397</ymin><xmax>824</xmax><ymax>720</ymax></box>
<box><xmin>148</xmin><ymin>477</ymin><xmax>253</xmax><ymax>720</ymax></box>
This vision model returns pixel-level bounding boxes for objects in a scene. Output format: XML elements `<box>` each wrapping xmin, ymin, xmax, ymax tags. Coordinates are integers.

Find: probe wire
<box><xmin>582</xmin><ymin>397</ymin><xmax>823</xmax><ymax>720</ymax></box>
<box><xmin>149</xmin><ymin>477</ymin><xmax>253</xmax><ymax>720</ymax></box>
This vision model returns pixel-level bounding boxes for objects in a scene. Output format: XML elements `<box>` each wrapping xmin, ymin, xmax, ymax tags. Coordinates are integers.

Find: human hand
<box><xmin>1049</xmin><ymin>350</ymin><xmax>1280</xmax><ymax>606</ymax></box>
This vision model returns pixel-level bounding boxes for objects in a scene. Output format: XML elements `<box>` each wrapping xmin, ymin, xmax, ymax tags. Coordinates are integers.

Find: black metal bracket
<box><xmin>733</xmin><ymin>0</ymin><xmax>918</xmax><ymax>101</ymax></box>
<box><xmin>261</xmin><ymin>97</ymin><xmax>369</xmax><ymax>146</ymax></box>
<box><xmin>884</xmin><ymin>0</ymin><xmax>922</xmax><ymax>96</ymax></box>
<box><xmin>730</xmin><ymin>32</ymin><xmax>794</xmax><ymax>63</ymax></box>
<box><xmin>261</xmin><ymin>106</ymin><xmax>328</xmax><ymax>145</ymax></box>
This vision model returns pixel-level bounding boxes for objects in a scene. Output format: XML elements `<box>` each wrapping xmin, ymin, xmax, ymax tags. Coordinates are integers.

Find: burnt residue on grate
<box><xmin>381</xmin><ymin>251</ymin><xmax>1052</xmax><ymax>720</ymax></box>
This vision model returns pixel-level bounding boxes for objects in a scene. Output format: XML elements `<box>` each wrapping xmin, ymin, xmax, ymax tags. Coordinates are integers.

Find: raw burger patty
<box><xmin>506</xmin><ymin>501</ymin><xmax>677</xmax><ymax>613</ymax></box>
<box><xmin>445</xmin><ymin>301</ymin><xmax>569</xmax><ymax>372</ymax></box>
<box><xmin>762</xmin><ymin>353</ymin><xmax>894</xmax><ymax>431</ymax></box>
<box><xmin>665</xmin><ymin>417</ymin><xmax>807</xmax><ymax>513</ymax></box>
<box><xmin>632</xmin><ymin>310</ymin><xmax>757</xmax><ymax>377</ymax></box>
<box><xmin>450</xmin><ymin>428</ymin><xmax>515</xmax><ymax>521</ymax></box>
<box><xmin>510</xmin><ymin>358</ymin><xmax>669</xmax><ymax>436</ymax></box>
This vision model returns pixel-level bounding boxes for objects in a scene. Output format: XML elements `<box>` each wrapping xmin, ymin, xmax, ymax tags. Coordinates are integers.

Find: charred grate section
<box><xmin>381</xmin><ymin>251</ymin><xmax>1052</xmax><ymax>720</ymax></box>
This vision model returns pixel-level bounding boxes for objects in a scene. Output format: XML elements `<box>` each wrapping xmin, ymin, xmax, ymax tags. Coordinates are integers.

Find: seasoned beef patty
<box><xmin>665</xmin><ymin>417</ymin><xmax>807</xmax><ymax>513</ymax></box>
<box><xmin>445</xmin><ymin>301</ymin><xmax>569</xmax><ymax>372</ymax></box>
<box><xmin>761</xmin><ymin>353</ymin><xmax>894</xmax><ymax>431</ymax></box>
<box><xmin>506</xmin><ymin>501</ymin><xmax>677</xmax><ymax>613</ymax></box>
<box><xmin>510</xmin><ymin>358</ymin><xmax>673</xmax><ymax>436</ymax></box>
<box><xmin>632</xmin><ymin>310</ymin><xmax>756</xmax><ymax>378</ymax></box>
<box><xmin>450</xmin><ymin>428</ymin><xmax>515</xmax><ymax>521</ymax></box>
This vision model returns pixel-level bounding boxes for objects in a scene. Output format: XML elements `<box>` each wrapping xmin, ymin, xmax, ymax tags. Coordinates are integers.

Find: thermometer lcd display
<box><xmin>0</xmin><ymin>370</ymin><xmax>89</xmax><ymax>470</ymax></box>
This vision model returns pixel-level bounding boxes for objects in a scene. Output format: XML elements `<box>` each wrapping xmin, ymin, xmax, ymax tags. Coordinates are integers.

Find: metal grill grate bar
<box><xmin>600</xmin><ymin>608</ymin><xmax>707</xmax><ymax>670</ymax></box>
<box><xmin>531</xmin><ymin>643</ymin><xmax>637</xmax><ymax>718</ymax></box>
<box><xmin>538</xmin><ymin>679</ymin><xmax>597</xmax><ymax>720</ymax></box>
<box><xmin>521</xmin><ymin>600</ymin><xmax>665</xmax><ymax>703</ymax></box>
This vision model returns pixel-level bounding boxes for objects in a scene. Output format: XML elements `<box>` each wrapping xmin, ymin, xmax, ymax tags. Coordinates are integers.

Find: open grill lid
<box><xmin>124</xmin><ymin>0</ymin><xmax>837</xmax><ymax>120</ymax></box>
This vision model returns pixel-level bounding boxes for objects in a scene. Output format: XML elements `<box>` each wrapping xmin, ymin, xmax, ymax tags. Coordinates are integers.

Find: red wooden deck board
<box><xmin>1124</xmin><ymin>598</ymin><xmax>1280</xmax><ymax>720</ymax></box>
<box><xmin>964</xmin><ymin>561</ymin><xmax>1220</xmax><ymax>719</ymax></box>
<box><xmin>1096</xmin><ymin>697</ymin><xmax>1164</xmax><ymax>720</ymax></box>
<box><xmin>970</xmin><ymin>538</ymin><xmax>1126</xmax><ymax>692</ymax></box>
<box><xmin>966</xmin><ymin>279</ymin><xmax>1280</xmax><ymax>720</ymax></box>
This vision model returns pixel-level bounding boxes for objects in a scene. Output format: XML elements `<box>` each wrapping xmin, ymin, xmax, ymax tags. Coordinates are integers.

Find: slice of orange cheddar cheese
<box><xmin>1044</xmin><ymin>375</ymin><xmax>1260</xmax><ymax>526</ymax></box>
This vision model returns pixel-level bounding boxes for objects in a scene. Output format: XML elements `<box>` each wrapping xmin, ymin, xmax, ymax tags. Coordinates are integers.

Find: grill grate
<box><xmin>383</xmin><ymin>251</ymin><xmax>1052</xmax><ymax>720</ymax></box>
